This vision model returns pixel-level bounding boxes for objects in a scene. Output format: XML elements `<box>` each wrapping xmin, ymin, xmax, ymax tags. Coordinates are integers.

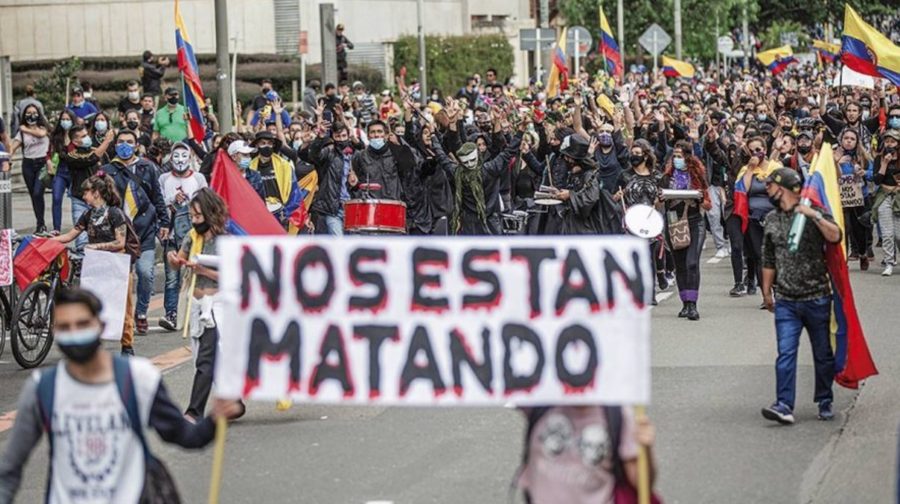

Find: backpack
<box><xmin>37</xmin><ymin>357</ymin><xmax>182</xmax><ymax>504</ymax></box>
<box><xmin>514</xmin><ymin>406</ymin><xmax>662</xmax><ymax>504</ymax></box>
<box><xmin>123</xmin><ymin>216</ymin><xmax>143</xmax><ymax>263</ymax></box>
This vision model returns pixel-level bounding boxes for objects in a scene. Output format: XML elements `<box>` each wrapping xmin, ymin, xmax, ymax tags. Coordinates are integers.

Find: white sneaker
<box><xmin>714</xmin><ymin>249</ymin><xmax>730</xmax><ymax>259</ymax></box>
<box><xmin>882</xmin><ymin>265</ymin><xmax>893</xmax><ymax>277</ymax></box>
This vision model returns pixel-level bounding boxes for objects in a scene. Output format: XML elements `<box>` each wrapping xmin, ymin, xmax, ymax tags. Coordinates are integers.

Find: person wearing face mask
<box><xmin>250</xmin><ymin>131</ymin><xmax>301</xmax><ymax>229</ymax></box>
<box><xmin>662</xmin><ymin>141</ymin><xmax>712</xmax><ymax>320</ymax></box>
<box><xmin>66</xmin><ymin>87</ymin><xmax>99</xmax><ymax>122</ymax></box>
<box><xmin>48</xmin><ymin>111</ymin><xmax>78</xmax><ymax>235</ymax></box>
<box><xmin>104</xmin><ymin>130</ymin><xmax>170</xmax><ymax>336</ymax></box>
<box><xmin>350</xmin><ymin>120</ymin><xmax>412</xmax><ymax>202</ymax></box>
<box><xmin>117</xmin><ymin>80</ymin><xmax>143</xmax><ymax>125</ymax></box>
<box><xmin>58</xmin><ymin>125</ymin><xmax>114</xmax><ymax>258</ymax></box>
<box><xmin>8</xmin><ymin>104</ymin><xmax>51</xmax><ymax>233</ymax></box>
<box><xmin>309</xmin><ymin>123</ymin><xmax>357</xmax><ymax>235</ymax></box>
<box><xmin>166</xmin><ymin>189</ymin><xmax>246</xmax><ymax>421</ymax></box>
<box><xmin>577</xmin><ymin>95</ymin><xmax>629</xmax><ymax>192</ymax></box>
<box><xmin>834</xmin><ymin>128</ymin><xmax>874</xmax><ymax>269</ymax></box>
<box><xmin>552</xmin><ymin>134</ymin><xmax>605</xmax><ymax>235</ymax></box>
<box><xmin>872</xmin><ymin>130</ymin><xmax>900</xmax><ymax>276</ymax></box>
<box><xmin>90</xmin><ymin>112</ymin><xmax>114</xmax><ymax>161</ymax></box>
<box><xmin>152</xmin><ymin>87</ymin><xmax>189</xmax><ymax>143</ymax></box>
<box><xmin>158</xmin><ymin>143</ymin><xmax>207</xmax><ymax>331</ymax></box>
<box><xmin>226</xmin><ymin>139</ymin><xmax>265</xmax><ymax>199</ymax></box>
<box><xmin>787</xmin><ymin>130</ymin><xmax>816</xmax><ymax>180</ymax></box>
<box><xmin>0</xmin><ymin>287</ymin><xmax>243</xmax><ymax>504</ymax></box>
<box><xmin>759</xmin><ymin>167</ymin><xmax>842</xmax><ymax>425</ymax></box>
<box><xmin>887</xmin><ymin>105</ymin><xmax>900</xmax><ymax>132</ymax></box>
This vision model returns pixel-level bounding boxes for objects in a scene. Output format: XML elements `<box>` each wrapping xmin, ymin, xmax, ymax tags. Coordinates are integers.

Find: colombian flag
<box><xmin>175</xmin><ymin>0</ymin><xmax>208</xmax><ymax>140</ymax></box>
<box><xmin>13</xmin><ymin>237</ymin><xmax>70</xmax><ymax>291</ymax></box>
<box><xmin>812</xmin><ymin>39</ymin><xmax>841</xmax><ymax>65</ymax></box>
<box><xmin>840</xmin><ymin>4</ymin><xmax>900</xmax><ymax>86</ymax></box>
<box><xmin>800</xmin><ymin>144</ymin><xmax>878</xmax><ymax>389</ymax></box>
<box><xmin>661</xmin><ymin>56</ymin><xmax>695</xmax><ymax>79</ymax></box>
<box><xmin>547</xmin><ymin>27</ymin><xmax>569</xmax><ymax>97</ymax></box>
<box><xmin>599</xmin><ymin>8</ymin><xmax>624</xmax><ymax>80</ymax></box>
<box><xmin>757</xmin><ymin>45</ymin><xmax>798</xmax><ymax>75</ymax></box>
<box><xmin>209</xmin><ymin>151</ymin><xmax>286</xmax><ymax>236</ymax></box>
<box><xmin>733</xmin><ymin>161</ymin><xmax>778</xmax><ymax>233</ymax></box>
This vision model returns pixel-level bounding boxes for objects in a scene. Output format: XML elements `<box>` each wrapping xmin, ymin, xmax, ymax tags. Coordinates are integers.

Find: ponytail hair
<box><xmin>81</xmin><ymin>172</ymin><xmax>122</xmax><ymax>207</ymax></box>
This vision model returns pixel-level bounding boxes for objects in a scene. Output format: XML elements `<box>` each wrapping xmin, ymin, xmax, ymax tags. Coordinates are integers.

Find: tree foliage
<box><xmin>33</xmin><ymin>57</ymin><xmax>83</xmax><ymax>115</ymax></box>
<box><xmin>393</xmin><ymin>34</ymin><xmax>514</xmax><ymax>95</ymax></box>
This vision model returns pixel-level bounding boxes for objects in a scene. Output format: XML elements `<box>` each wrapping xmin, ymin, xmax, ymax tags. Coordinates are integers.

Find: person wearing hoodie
<box><xmin>250</xmin><ymin>131</ymin><xmax>301</xmax><ymax>229</ymax></box>
<box><xmin>158</xmin><ymin>142</ymin><xmax>207</xmax><ymax>331</ymax></box>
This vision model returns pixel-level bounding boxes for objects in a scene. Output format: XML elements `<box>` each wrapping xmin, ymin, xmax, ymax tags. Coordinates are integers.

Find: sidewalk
<box><xmin>10</xmin><ymin>189</ymin><xmax>71</xmax><ymax>234</ymax></box>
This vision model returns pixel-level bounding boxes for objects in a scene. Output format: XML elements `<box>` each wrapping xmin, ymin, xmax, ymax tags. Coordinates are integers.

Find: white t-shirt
<box><xmin>159</xmin><ymin>171</ymin><xmax>207</xmax><ymax>208</ymax></box>
<box><xmin>47</xmin><ymin>358</ymin><xmax>160</xmax><ymax>504</ymax></box>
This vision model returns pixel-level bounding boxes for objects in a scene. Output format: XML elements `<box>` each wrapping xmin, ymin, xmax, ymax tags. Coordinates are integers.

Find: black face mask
<box><xmin>126</xmin><ymin>120</ymin><xmax>140</xmax><ymax>130</ymax></box>
<box><xmin>25</xmin><ymin>114</ymin><xmax>38</xmax><ymax>124</ymax></box>
<box><xmin>884</xmin><ymin>146</ymin><xmax>897</xmax><ymax>154</ymax></box>
<box><xmin>258</xmin><ymin>145</ymin><xmax>274</xmax><ymax>157</ymax></box>
<box><xmin>768</xmin><ymin>191</ymin><xmax>782</xmax><ymax>209</ymax></box>
<box><xmin>335</xmin><ymin>140</ymin><xmax>351</xmax><ymax>150</ymax></box>
<box><xmin>59</xmin><ymin>339</ymin><xmax>102</xmax><ymax>364</ymax></box>
<box><xmin>797</xmin><ymin>144</ymin><xmax>812</xmax><ymax>155</ymax></box>
<box><xmin>167</xmin><ymin>96</ymin><xmax>179</xmax><ymax>105</ymax></box>
<box><xmin>192</xmin><ymin>221</ymin><xmax>210</xmax><ymax>234</ymax></box>
<box><xmin>629</xmin><ymin>154</ymin><xmax>645</xmax><ymax>167</ymax></box>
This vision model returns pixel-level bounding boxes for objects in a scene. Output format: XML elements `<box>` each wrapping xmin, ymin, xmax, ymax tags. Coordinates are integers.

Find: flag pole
<box><xmin>207</xmin><ymin>416</ymin><xmax>228</xmax><ymax>504</ymax></box>
<box><xmin>635</xmin><ymin>405</ymin><xmax>650</xmax><ymax>504</ymax></box>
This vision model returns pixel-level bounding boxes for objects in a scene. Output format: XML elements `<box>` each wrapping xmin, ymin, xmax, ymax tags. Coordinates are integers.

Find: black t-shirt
<box><xmin>75</xmin><ymin>206</ymin><xmax>128</xmax><ymax>248</ymax></box>
<box><xmin>256</xmin><ymin>159</ymin><xmax>281</xmax><ymax>202</ymax></box>
<box><xmin>873</xmin><ymin>157</ymin><xmax>900</xmax><ymax>187</ymax></box>
<box><xmin>118</xmin><ymin>97</ymin><xmax>142</xmax><ymax>117</ymax></box>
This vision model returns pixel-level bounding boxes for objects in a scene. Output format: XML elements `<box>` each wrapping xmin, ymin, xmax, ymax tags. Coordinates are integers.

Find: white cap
<box><xmin>227</xmin><ymin>140</ymin><xmax>256</xmax><ymax>157</ymax></box>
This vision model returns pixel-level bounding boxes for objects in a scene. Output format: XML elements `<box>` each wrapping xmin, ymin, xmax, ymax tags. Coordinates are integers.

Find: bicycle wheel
<box><xmin>11</xmin><ymin>282</ymin><xmax>54</xmax><ymax>369</ymax></box>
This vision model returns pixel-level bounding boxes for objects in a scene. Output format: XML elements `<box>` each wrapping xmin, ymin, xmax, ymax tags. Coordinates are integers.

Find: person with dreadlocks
<box><xmin>434</xmin><ymin>122</ymin><xmax>524</xmax><ymax>235</ymax></box>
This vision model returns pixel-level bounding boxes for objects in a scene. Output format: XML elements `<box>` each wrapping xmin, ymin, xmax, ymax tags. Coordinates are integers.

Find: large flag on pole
<box><xmin>812</xmin><ymin>39</ymin><xmax>841</xmax><ymax>66</ymax></box>
<box><xmin>756</xmin><ymin>45</ymin><xmax>798</xmax><ymax>75</ymax></box>
<box><xmin>599</xmin><ymin>7</ymin><xmax>624</xmax><ymax>80</ymax></box>
<box><xmin>840</xmin><ymin>4</ymin><xmax>900</xmax><ymax>86</ymax></box>
<box><xmin>209</xmin><ymin>151</ymin><xmax>286</xmax><ymax>236</ymax></box>
<box><xmin>661</xmin><ymin>56</ymin><xmax>695</xmax><ymax>79</ymax></box>
<box><xmin>546</xmin><ymin>27</ymin><xmax>569</xmax><ymax>97</ymax></box>
<box><xmin>798</xmin><ymin>144</ymin><xmax>878</xmax><ymax>389</ymax></box>
<box><xmin>175</xmin><ymin>0</ymin><xmax>208</xmax><ymax>140</ymax></box>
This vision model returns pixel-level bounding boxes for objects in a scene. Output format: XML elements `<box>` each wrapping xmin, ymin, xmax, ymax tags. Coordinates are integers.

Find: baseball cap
<box><xmin>227</xmin><ymin>140</ymin><xmax>256</xmax><ymax>157</ymax></box>
<box><xmin>765</xmin><ymin>167</ymin><xmax>802</xmax><ymax>192</ymax></box>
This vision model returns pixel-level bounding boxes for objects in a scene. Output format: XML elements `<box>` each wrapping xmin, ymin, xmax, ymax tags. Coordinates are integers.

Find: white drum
<box><xmin>624</xmin><ymin>204</ymin><xmax>665</xmax><ymax>239</ymax></box>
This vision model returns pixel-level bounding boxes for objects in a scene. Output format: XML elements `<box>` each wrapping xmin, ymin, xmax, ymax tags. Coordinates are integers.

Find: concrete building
<box><xmin>0</xmin><ymin>0</ymin><xmax>537</xmax><ymax>84</ymax></box>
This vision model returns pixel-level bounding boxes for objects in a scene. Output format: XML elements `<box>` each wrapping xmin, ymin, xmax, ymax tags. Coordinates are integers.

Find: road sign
<box><xmin>519</xmin><ymin>28</ymin><xmax>558</xmax><ymax>51</ymax></box>
<box><xmin>566</xmin><ymin>26</ymin><xmax>593</xmax><ymax>56</ymax></box>
<box><xmin>717</xmin><ymin>36</ymin><xmax>734</xmax><ymax>55</ymax></box>
<box><xmin>638</xmin><ymin>24</ymin><xmax>671</xmax><ymax>57</ymax></box>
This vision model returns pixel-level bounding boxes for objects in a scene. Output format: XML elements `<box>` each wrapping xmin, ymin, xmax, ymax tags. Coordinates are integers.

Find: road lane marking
<box><xmin>0</xmin><ymin>345</ymin><xmax>193</xmax><ymax>434</ymax></box>
<box><xmin>707</xmin><ymin>256</ymin><xmax>723</xmax><ymax>264</ymax></box>
<box><xmin>651</xmin><ymin>291</ymin><xmax>674</xmax><ymax>308</ymax></box>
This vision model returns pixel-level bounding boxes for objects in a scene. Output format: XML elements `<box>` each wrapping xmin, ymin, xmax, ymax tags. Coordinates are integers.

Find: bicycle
<box><xmin>11</xmin><ymin>248</ymin><xmax>71</xmax><ymax>368</ymax></box>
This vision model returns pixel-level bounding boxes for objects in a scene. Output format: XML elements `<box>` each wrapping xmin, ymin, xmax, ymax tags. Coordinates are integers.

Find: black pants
<box><xmin>21</xmin><ymin>158</ymin><xmax>46</xmax><ymax>229</ymax></box>
<box><xmin>843</xmin><ymin>206</ymin><xmax>869</xmax><ymax>256</ymax></box>
<box><xmin>726</xmin><ymin>215</ymin><xmax>745</xmax><ymax>284</ymax></box>
<box><xmin>186</xmin><ymin>326</ymin><xmax>218</xmax><ymax>418</ymax></box>
<box><xmin>744</xmin><ymin>218</ymin><xmax>765</xmax><ymax>289</ymax></box>
<box><xmin>672</xmin><ymin>216</ymin><xmax>705</xmax><ymax>303</ymax></box>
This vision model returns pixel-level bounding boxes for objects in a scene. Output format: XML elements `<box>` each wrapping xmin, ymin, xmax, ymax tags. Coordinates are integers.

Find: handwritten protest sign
<box><xmin>81</xmin><ymin>249</ymin><xmax>131</xmax><ymax>340</ymax></box>
<box><xmin>215</xmin><ymin>237</ymin><xmax>652</xmax><ymax>406</ymax></box>
<box><xmin>839</xmin><ymin>174</ymin><xmax>864</xmax><ymax>208</ymax></box>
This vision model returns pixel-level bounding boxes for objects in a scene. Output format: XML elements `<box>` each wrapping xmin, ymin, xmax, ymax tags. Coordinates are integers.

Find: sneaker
<box><xmin>848</xmin><ymin>252</ymin><xmax>859</xmax><ymax>261</ymax></box>
<box><xmin>860</xmin><ymin>256</ymin><xmax>869</xmax><ymax>271</ymax></box>
<box><xmin>657</xmin><ymin>272</ymin><xmax>670</xmax><ymax>291</ymax></box>
<box><xmin>761</xmin><ymin>402</ymin><xmax>795</xmax><ymax>425</ymax></box>
<box><xmin>729</xmin><ymin>283</ymin><xmax>747</xmax><ymax>297</ymax></box>
<box><xmin>882</xmin><ymin>265</ymin><xmax>893</xmax><ymax>277</ymax></box>
<box><xmin>686</xmin><ymin>302</ymin><xmax>700</xmax><ymax>321</ymax></box>
<box><xmin>817</xmin><ymin>401</ymin><xmax>834</xmax><ymax>421</ymax></box>
<box><xmin>714</xmin><ymin>248</ymin><xmax>730</xmax><ymax>259</ymax></box>
<box><xmin>159</xmin><ymin>312</ymin><xmax>177</xmax><ymax>332</ymax></box>
<box><xmin>121</xmin><ymin>346</ymin><xmax>134</xmax><ymax>357</ymax></box>
<box><xmin>678</xmin><ymin>304</ymin><xmax>690</xmax><ymax>318</ymax></box>
<box><xmin>746</xmin><ymin>284</ymin><xmax>758</xmax><ymax>296</ymax></box>
<box><xmin>665</xmin><ymin>272</ymin><xmax>676</xmax><ymax>286</ymax></box>
<box><xmin>866</xmin><ymin>246</ymin><xmax>874</xmax><ymax>259</ymax></box>
<box><xmin>136</xmin><ymin>315</ymin><xmax>149</xmax><ymax>335</ymax></box>
<box><xmin>35</xmin><ymin>225</ymin><xmax>48</xmax><ymax>235</ymax></box>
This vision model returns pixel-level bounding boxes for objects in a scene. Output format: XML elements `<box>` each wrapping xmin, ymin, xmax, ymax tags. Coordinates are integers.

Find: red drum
<box><xmin>343</xmin><ymin>199</ymin><xmax>407</xmax><ymax>234</ymax></box>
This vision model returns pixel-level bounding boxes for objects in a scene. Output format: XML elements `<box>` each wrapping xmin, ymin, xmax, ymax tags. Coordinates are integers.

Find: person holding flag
<box><xmin>174</xmin><ymin>0</ymin><xmax>208</xmax><ymax>142</ymax></box>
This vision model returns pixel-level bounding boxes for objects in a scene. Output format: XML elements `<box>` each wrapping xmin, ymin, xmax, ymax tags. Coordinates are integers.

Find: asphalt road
<box><xmin>0</xmin><ymin>238</ymin><xmax>897</xmax><ymax>503</ymax></box>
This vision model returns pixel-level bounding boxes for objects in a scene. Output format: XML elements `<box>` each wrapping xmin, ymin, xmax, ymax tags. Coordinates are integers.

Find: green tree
<box><xmin>33</xmin><ymin>57</ymin><xmax>83</xmax><ymax>116</ymax></box>
<box><xmin>393</xmin><ymin>35</ymin><xmax>513</xmax><ymax>96</ymax></box>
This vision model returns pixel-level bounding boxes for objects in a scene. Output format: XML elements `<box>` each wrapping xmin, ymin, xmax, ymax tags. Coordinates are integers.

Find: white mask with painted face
<box><xmin>171</xmin><ymin>148</ymin><xmax>192</xmax><ymax>173</ymax></box>
<box><xmin>459</xmin><ymin>150</ymin><xmax>479</xmax><ymax>170</ymax></box>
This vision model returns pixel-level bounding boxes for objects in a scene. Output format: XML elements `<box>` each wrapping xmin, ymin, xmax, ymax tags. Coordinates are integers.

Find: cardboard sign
<box><xmin>81</xmin><ymin>249</ymin><xmax>131</xmax><ymax>341</ymax></box>
<box><xmin>215</xmin><ymin>237</ymin><xmax>653</xmax><ymax>406</ymax></box>
<box><xmin>839</xmin><ymin>174</ymin><xmax>864</xmax><ymax>208</ymax></box>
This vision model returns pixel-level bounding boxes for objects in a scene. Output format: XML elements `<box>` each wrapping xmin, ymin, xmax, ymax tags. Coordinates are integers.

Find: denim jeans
<box><xmin>70</xmin><ymin>198</ymin><xmax>90</xmax><ymax>258</ymax></box>
<box><xmin>163</xmin><ymin>250</ymin><xmax>181</xmax><ymax>316</ymax></box>
<box><xmin>135</xmin><ymin>248</ymin><xmax>156</xmax><ymax>317</ymax></box>
<box><xmin>51</xmin><ymin>166</ymin><xmax>71</xmax><ymax>232</ymax></box>
<box><xmin>774</xmin><ymin>296</ymin><xmax>835</xmax><ymax>410</ymax></box>
<box><xmin>21</xmin><ymin>158</ymin><xmax>45</xmax><ymax>229</ymax></box>
<box><xmin>707</xmin><ymin>185</ymin><xmax>728</xmax><ymax>251</ymax></box>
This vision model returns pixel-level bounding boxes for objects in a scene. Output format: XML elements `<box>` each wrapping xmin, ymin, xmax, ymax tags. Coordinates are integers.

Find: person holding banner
<box><xmin>0</xmin><ymin>288</ymin><xmax>242</xmax><ymax>504</ymax></box>
<box><xmin>166</xmin><ymin>188</ymin><xmax>244</xmax><ymax>421</ymax></box>
<box><xmin>760</xmin><ymin>168</ymin><xmax>842</xmax><ymax>425</ymax></box>
<box><xmin>834</xmin><ymin>129</ymin><xmax>873</xmax><ymax>270</ymax></box>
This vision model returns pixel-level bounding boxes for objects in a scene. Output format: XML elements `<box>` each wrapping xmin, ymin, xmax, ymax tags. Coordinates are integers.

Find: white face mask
<box><xmin>459</xmin><ymin>150</ymin><xmax>478</xmax><ymax>170</ymax></box>
<box><xmin>171</xmin><ymin>148</ymin><xmax>191</xmax><ymax>172</ymax></box>
<box><xmin>128</xmin><ymin>90</ymin><xmax>140</xmax><ymax>101</ymax></box>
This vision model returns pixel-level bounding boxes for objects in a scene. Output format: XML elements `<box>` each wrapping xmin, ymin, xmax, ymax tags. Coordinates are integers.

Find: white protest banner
<box><xmin>215</xmin><ymin>236</ymin><xmax>652</xmax><ymax>406</ymax></box>
<box><xmin>0</xmin><ymin>229</ymin><xmax>12</xmax><ymax>287</ymax></box>
<box><xmin>839</xmin><ymin>174</ymin><xmax>864</xmax><ymax>208</ymax></box>
<box><xmin>80</xmin><ymin>249</ymin><xmax>131</xmax><ymax>341</ymax></box>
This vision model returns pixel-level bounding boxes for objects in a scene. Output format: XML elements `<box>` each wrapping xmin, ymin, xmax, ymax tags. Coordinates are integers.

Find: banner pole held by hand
<box><xmin>207</xmin><ymin>416</ymin><xmax>228</xmax><ymax>504</ymax></box>
<box><xmin>635</xmin><ymin>405</ymin><xmax>650</xmax><ymax>504</ymax></box>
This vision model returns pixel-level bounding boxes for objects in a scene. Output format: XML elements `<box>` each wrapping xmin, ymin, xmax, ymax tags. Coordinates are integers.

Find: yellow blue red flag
<box><xmin>175</xmin><ymin>0</ymin><xmax>208</xmax><ymax>140</ymax></box>
<box><xmin>812</xmin><ymin>39</ymin><xmax>841</xmax><ymax>65</ymax></box>
<box><xmin>599</xmin><ymin>8</ymin><xmax>623</xmax><ymax>80</ymax></box>
<box><xmin>840</xmin><ymin>4</ymin><xmax>900</xmax><ymax>86</ymax></box>
<box><xmin>799</xmin><ymin>144</ymin><xmax>878</xmax><ymax>389</ymax></box>
<box><xmin>661</xmin><ymin>56</ymin><xmax>695</xmax><ymax>79</ymax></box>
<box><xmin>546</xmin><ymin>27</ymin><xmax>569</xmax><ymax>97</ymax></box>
<box><xmin>757</xmin><ymin>45</ymin><xmax>798</xmax><ymax>75</ymax></box>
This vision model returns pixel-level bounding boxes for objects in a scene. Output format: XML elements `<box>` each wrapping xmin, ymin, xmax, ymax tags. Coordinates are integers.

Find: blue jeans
<box><xmin>774</xmin><ymin>296</ymin><xmax>835</xmax><ymax>410</ymax></box>
<box><xmin>21</xmin><ymin>158</ymin><xmax>45</xmax><ymax>229</ymax></box>
<box><xmin>70</xmin><ymin>198</ymin><xmax>90</xmax><ymax>258</ymax></box>
<box><xmin>135</xmin><ymin>248</ymin><xmax>156</xmax><ymax>317</ymax></box>
<box><xmin>324</xmin><ymin>213</ymin><xmax>344</xmax><ymax>236</ymax></box>
<box><xmin>51</xmin><ymin>166</ymin><xmax>71</xmax><ymax>232</ymax></box>
<box><xmin>163</xmin><ymin>246</ymin><xmax>180</xmax><ymax>316</ymax></box>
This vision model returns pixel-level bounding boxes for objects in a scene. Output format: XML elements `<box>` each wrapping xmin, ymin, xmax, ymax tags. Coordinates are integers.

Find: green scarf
<box><xmin>451</xmin><ymin>163</ymin><xmax>487</xmax><ymax>234</ymax></box>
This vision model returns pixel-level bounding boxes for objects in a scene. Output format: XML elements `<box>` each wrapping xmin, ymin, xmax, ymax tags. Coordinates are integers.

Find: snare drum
<box><xmin>624</xmin><ymin>204</ymin><xmax>665</xmax><ymax>239</ymax></box>
<box><xmin>344</xmin><ymin>199</ymin><xmax>407</xmax><ymax>234</ymax></box>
